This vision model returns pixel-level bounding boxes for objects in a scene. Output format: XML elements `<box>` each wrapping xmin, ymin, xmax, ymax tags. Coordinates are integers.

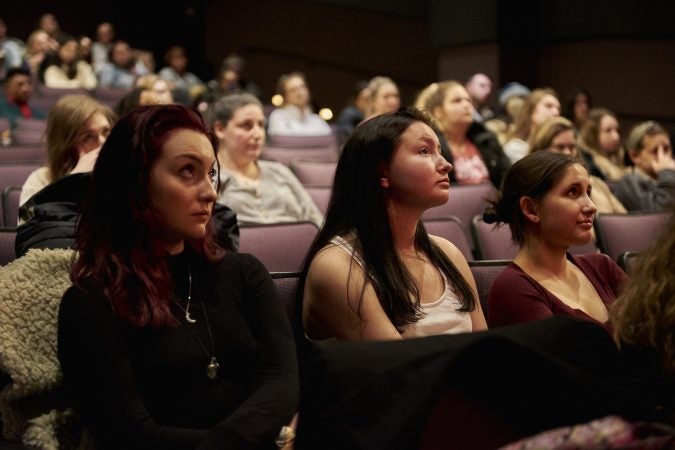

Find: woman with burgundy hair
<box><xmin>57</xmin><ymin>104</ymin><xmax>298</xmax><ymax>450</ymax></box>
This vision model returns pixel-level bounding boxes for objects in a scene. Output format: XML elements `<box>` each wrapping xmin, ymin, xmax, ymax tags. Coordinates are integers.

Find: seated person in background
<box><xmin>91</xmin><ymin>22</ymin><xmax>115</xmax><ymax>72</ymax></box>
<box><xmin>58</xmin><ymin>104</ymin><xmax>297</xmax><ymax>450</ymax></box>
<box><xmin>0</xmin><ymin>67</ymin><xmax>45</xmax><ymax>129</ymax></box>
<box><xmin>158</xmin><ymin>45</ymin><xmax>204</xmax><ymax>99</ymax></box>
<box><xmin>529</xmin><ymin>116</ymin><xmax>626</xmax><ymax>214</ymax></box>
<box><xmin>43</xmin><ymin>34</ymin><xmax>97</xmax><ymax>89</ymax></box>
<box><xmin>465</xmin><ymin>72</ymin><xmax>494</xmax><ymax>122</ymax></box>
<box><xmin>486</xmin><ymin>152</ymin><xmax>628</xmax><ymax>330</ymax></box>
<box><xmin>615</xmin><ymin>121</ymin><xmax>675</xmax><ymax>212</ymax></box>
<box><xmin>363</xmin><ymin>75</ymin><xmax>401</xmax><ymax>121</ymax></box>
<box><xmin>484</xmin><ymin>82</ymin><xmax>531</xmax><ymax>144</ymax></box>
<box><xmin>267</xmin><ymin>71</ymin><xmax>332</xmax><ymax>137</ymax></box>
<box><xmin>136</xmin><ymin>74</ymin><xmax>174</xmax><ymax>104</ymax></box>
<box><xmin>612</xmin><ymin>206</ymin><xmax>675</xmax><ymax>421</ymax></box>
<box><xmin>579</xmin><ymin>108</ymin><xmax>627</xmax><ymax>181</ymax></box>
<box><xmin>562</xmin><ymin>86</ymin><xmax>592</xmax><ymax>131</ymax></box>
<box><xmin>420</xmin><ymin>80</ymin><xmax>510</xmax><ymax>187</ymax></box>
<box><xmin>334</xmin><ymin>80</ymin><xmax>370</xmax><ymax>145</ymax></box>
<box><xmin>19</xmin><ymin>95</ymin><xmax>115</xmax><ymax>206</ymax></box>
<box><xmin>205</xmin><ymin>93</ymin><xmax>323</xmax><ymax>227</ymax></box>
<box><xmin>502</xmin><ymin>88</ymin><xmax>560</xmax><ymax>164</ymax></box>
<box><xmin>97</xmin><ymin>39</ymin><xmax>149</xmax><ymax>89</ymax></box>
<box><xmin>301</xmin><ymin>107</ymin><xmax>487</xmax><ymax>341</ymax></box>
<box><xmin>200</xmin><ymin>53</ymin><xmax>264</xmax><ymax>107</ymax></box>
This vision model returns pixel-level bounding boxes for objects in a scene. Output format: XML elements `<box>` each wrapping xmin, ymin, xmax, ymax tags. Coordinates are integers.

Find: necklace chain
<box><xmin>174</xmin><ymin>265</ymin><xmax>220</xmax><ymax>380</ymax></box>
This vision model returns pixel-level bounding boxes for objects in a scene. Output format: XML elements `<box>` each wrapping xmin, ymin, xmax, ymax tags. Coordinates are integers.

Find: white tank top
<box><xmin>330</xmin><ymin>236</ymin><xmax>473</xmax><ymax>337</ymax></box>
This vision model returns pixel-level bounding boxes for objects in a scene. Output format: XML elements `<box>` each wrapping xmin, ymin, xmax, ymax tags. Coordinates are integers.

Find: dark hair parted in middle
<box><xmin>484</xmin><ymin>151</ymin><xmax>583</xmax><ymax>244</ymax></box>
<box><xmin>298</xmin><ymin>106</ymin><xmax>476</xmax><ymax>329</ymax></box>
<box><xmin>71</xmin><ymin>104</ymin><xmax>223</xmax><ymax>329</ymax></box>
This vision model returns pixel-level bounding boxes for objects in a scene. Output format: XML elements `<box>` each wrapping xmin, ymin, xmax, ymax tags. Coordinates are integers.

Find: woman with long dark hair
<box><xmin>58</xmin><ymin>104</ymin><xmax>298</xmax><ymax>450</ymax></box>
<box><xmin>299</xmin><ymin>107</ymin><xmax>486</xmax><ymax>341</ymax></box>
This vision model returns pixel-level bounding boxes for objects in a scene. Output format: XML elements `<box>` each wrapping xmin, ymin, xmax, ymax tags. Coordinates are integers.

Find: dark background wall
<box><xmin>4</xmin><ymin>0</ymin><xmax>674</xmax><ymax>131</ymax></box>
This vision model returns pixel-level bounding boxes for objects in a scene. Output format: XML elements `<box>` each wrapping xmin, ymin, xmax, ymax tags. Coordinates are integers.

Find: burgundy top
<box><xmin>487</xmin><ymin>253</ymin><xmax>628</xmax><ymax>330</ymax></box>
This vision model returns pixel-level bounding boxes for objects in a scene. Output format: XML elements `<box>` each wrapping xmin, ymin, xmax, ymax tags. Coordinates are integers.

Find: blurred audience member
<box><xmin>530</xmin><ymin>116</ymin><xmax>626</xmax><ymax>214</ymax></box>
<box><xmin>158</xmin><ymin>45</ymin><xmax>203</xmax><ymax>100</ymax></box>
<box><xmin>465</xmin><ymin>72</ymin><xmax>494</xmax><ymax>122</ymax></box>
<box><xmin>485</xmin><ymin>82</ymin><xmax>531</xmax><ymax>144</ymax></box>
<box><xmin>503</xmin><ymin>88</ymin><xmax>560</xmax><ymax>164</ymax></box>
<box><xmin>91</xmin><ymin>22</ymin><xmax>115</xmax><ymax>72</ymax></box>
<box><xmin>580</xmin><ymin>108</ymin><xmax>627</xmax><ymax>181</ymax></box>
<box><xmin>206</xmin><ymin>93</ymin><xmax>323</xmax><ymax>227</ymax></box>
<box><xmin>97</xmin><ymin>39</ymin><xmax>149</xmax><ymax>89</ymax></box>
<box><xmin>563</xmin><ymin>87</ymin><xmax>592</xmax><ymax>131</ymax></box>
<box><xmin>0</xmin><ymin>67</ymin><xmax>45</xmax><ymax>129</ymax></box>
<box><xmin>615</xmin><ymin>121</ymin><xmax>675</xmax><ymax>212</ymax></box>
<box><xmin>267</xmin><ymin>71</ymin><xmax>332</xmax><ymax>137</ymax></box>
<box><xmin>421</xmin><ymin>80</ymin><xmax>510</xmax><ymax>187</ymax></box>
<box><xmin>364</xmin><ymin>76</ymin><xmax>400</xmax><ymax>120</ymax></box>
<box><xmin>43</xmin><ymin>35</ymin><xmax>97</xmax><ymax>89</ymax></box>
<box><xmin>0</xmin><ymin>18</ymin><xmax>25</xmax><ymax>80</ymax></box>
<box><xmin>136</xmin><ymin>74</ymin><xmax>173</xmax><ymax>104</ymax></box>
<box><xmin>334</xmin><ymin>80</ymin><xmax>369</xmax><ymax>144</ymax></box>
<box><xmin>19</xmin><ymin>95</ymin><xmax>115</xmax><ymax>206</ymax></box>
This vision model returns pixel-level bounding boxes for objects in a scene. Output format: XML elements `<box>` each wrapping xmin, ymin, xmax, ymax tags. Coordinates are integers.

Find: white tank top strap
<box><xmin>329</xmin><ymin>235</ymin><xmax>365</xmax><ymax>268</ymax></box>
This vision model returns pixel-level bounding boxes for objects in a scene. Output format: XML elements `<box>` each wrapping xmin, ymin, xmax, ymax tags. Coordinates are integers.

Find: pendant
<box><xmin>185</xmin><ymin>311</ymin><xmax>196</xmax><ymax>324</ymax></box>
<box><xmin>207</xmin><ymin>357</ymin><xmax>220</xmax><ymax>380</ymax></box>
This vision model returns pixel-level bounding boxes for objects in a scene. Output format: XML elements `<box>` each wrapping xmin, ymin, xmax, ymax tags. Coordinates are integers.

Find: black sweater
<box><xmin>58</xmin><ymin>250</ymin><xmax>298</xmax><ymax>450</ymax></box>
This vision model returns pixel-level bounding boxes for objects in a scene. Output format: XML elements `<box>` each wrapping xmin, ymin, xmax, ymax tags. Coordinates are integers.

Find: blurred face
<box><xmin>147</xmin><ymin>129</ymin><xmax>218</xmax><ymax>254</ymax></box>
<box><xmin>382</xmin><ymin>121</ymin><xmax>452</xmax><ymax>211</ymax></box>
<box><xmin>531</xmin><ymin>94</ymin><xmax>561</xmax><ymax>127</ymax></box>
<box><xmin>437</xmin><ymin>85</ymin><xmax>473</xmax><ymax>128</ymax></box>
<box><xmin>355</xmin><ymin>87</ymin><xmax>371</xmax><ymax>114</ymax></box>
<box><xmin>466</xmin><ymin>74</ymin><xmax>492</xmax><ymax>104</ymax></box>
<box><xmin>97</xmin><ymin>23</ymin><xmax>114</xmax><ymax>44</ymax></box>
<box><xmin>111</xmin><ymin>42</ymin><xmax>132</xmax><ymax>67</ymax></box>
<box><xmin>283</xmin><ymin>75</ymin><xmax>310</xmax><ymax>108</ymax></box>
<box><xmin>529</xmin><ymin>163</ymin><xmax>597</xmax><ymax>248</ymax></box>
<box><xmin>58</xmin><ymin>40</ymin><xmax>79</xmax><ymax>64</ymax></box>
<box><xmin>573</xmin><ymin>93</ymin><xmax>589</xmax><ymax>122</ymax></box>
<box><xmin>169</xmin><ymin>51</ymin><xmax>187</xmax><ymax>73</ymax></box>
<box><xmin>631</xmin><ymin>133</ymin><xmax>672</xmax><ymax>179</ymax></box>
<box><xmin>218</xmin><ymin>104</ymin><xmax>266</xmax><ymax>167</ymax></box>
<box><xmin>40</xmin><ymin>14</ymin><xmax>58</xmax><ymax>35</ymax></box>
<box><xmin>30</xmin><ymin>31</ymin><xmax>50</xmax><ymax>53</ymax></box>
<box><xmin>5</xmin><ymin>74</ymin><xmax>32</xmax><ymax>103</ymax></box>
<box><xmin>547</xmin><ymin>130</ymin><xmax>578</xmax><ymax>157</ymax></box>
<box><xmin>152</xmin><ymin>79</ymin><xmax>173</xmax><ymax>104</ymax></box>
<box><xmin>598</xmin><ymin>115</ymin><xmax>621</xmax><ymax>154</ymax></box>
<box><xmin>75</xmin><ymin>112</ymin><xmax>111</xmax><ymax>157</ymax></box>
<box><xmin>372</xmin><ymin>83</ymin><xmax>400</xmax><ymax>115</ymax></box>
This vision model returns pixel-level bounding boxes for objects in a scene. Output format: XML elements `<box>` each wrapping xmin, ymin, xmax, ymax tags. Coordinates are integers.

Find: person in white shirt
<box><xmin>267</xmin><ymin>71</ymin><xmax>332</xmax><ymax>137</ymax></box>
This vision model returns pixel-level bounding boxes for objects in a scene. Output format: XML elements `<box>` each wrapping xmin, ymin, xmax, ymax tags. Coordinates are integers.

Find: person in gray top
<box><xmin>614</xmin><ymin>121</ymin><xmax>675</xmax><ymax>212</ymax></box>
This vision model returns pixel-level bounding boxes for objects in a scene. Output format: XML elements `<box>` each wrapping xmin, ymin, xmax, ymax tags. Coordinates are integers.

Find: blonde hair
<box><xmin>417</xmin><ymin>80</ymin><xmax>464</xmax><ymax>134</ymax></box>
<box><xmin>529</xmin><ymin>116</ymin><xmax>576</xmax><ymax>154</ymax></box>
<box><xmin>366</xmin><ymin>76</ymin><xmax>397</xmax><ymax>116</ymax></box>
<box><xmin>508</xmin><ymin>88</ymin><xmax>558</xmax><ymax>141</ymax></box>
<box><xmin>46</xmin><ymin>95</ymin><xmax>116</xmax><ymax>182</ymax></box>
<box><xmin>612</xmin><ymin>210</ymin><xmax>675</xmax><ymax>376</ymax></box>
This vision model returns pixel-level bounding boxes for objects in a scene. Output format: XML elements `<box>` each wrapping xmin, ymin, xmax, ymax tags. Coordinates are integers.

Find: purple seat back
<box><xmin>238</xmin><ymin>221</ymin><xmax>319</xmax><ymax>272</ymax></box>
<box><xmin>471</xmin><ymin>216</ymin><xmax>518</xmax><ymax>260</ymax></box>
<box><xmin>2</xmin><ymin>186</ymin><xmax>22</xmax><ymax>228</ymax></box>
<box><xmin>271</xmin><ymin>272</ymin><xmax>300</xmax><ymax>323</ymax></box>
<box><xmin>594</xmin><ymin>212</ymin><xmax>672</xmax><ymax>261</ymax></box>
<box><xmin>422</xmin><ymin>216</ymin><xmax>473</xmax><ymax>261</ymax></box>
<box><xmin>0</xmin><ymin>228</ymin><xmax>16</xmax><ymax>266</ymax></box>
<box><xmin>266</xmin><ymin>133</ymin><xmax>337</xmax><ymax>149</ymax></box>
<box><xmin>290</xmin><ymin>159</ymin><xmax>337</xmax><ymax>187</ymax></box>
<box><xmin>0</xmin><ymin>145</ymin><xmax>46</xmax><ymax>164</ymax></box>
<box><xmin>304</xmin><ymin>186</ymin><xmax>331</xmax><ymax>215</ymax></box>
<box><xmin>261</xmin><ymin>145</ymin><xmax>337</xmax><ymax>166</ymax></box>
<box><xmin>0</xmin><ymin>163</ymin><xmax>42</xmax><ymax>228</ymax></box>
<box><xmin>422</xmin><ymin>183</ymin><xmax>496</xmax><ymax>249</ymax></box>
<box><xmin>469</xmin><ymin>260</ymin><xmax>510</xmax><ymax>315</ymax></box>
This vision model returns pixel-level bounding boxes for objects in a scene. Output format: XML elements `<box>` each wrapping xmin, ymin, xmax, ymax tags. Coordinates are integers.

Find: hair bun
<box><xmin>482</xmin><ymin>206</ymin><xmax>500</xmax><ymax>224</ymax></box>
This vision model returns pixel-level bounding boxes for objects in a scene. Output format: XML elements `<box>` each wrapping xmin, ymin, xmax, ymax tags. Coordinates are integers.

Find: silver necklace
<box><xmin>175</xmin><ymin>266</ymin><xmax>220</xmax><ymax>380</ymax></box>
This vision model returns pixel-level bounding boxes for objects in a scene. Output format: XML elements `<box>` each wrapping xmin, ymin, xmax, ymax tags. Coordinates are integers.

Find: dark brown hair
<box><xmin>71</xmin><ymin>104</ymin><xmax>223</xmax><ymax>328</ymax></box>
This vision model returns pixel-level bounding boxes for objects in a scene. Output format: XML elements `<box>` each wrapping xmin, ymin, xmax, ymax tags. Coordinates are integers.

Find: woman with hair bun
<box><xmin>485</xmin><ymin>151</ymin><xmax>628</xmax><ymax>329</ymax></box>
